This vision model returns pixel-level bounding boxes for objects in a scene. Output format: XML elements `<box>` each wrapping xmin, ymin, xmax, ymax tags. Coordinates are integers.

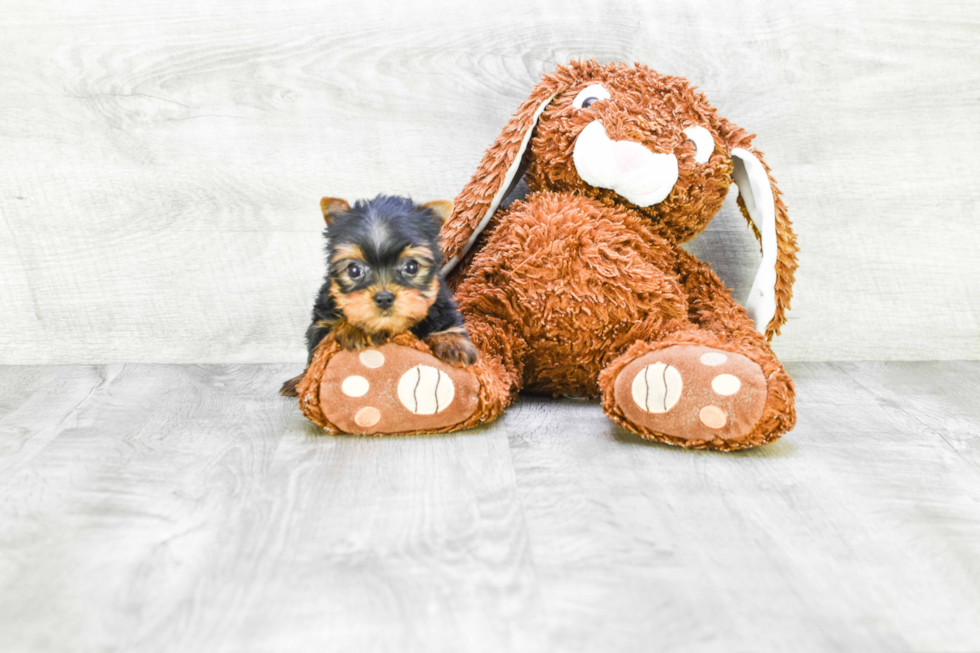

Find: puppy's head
<box><xmin>321</xmin><ymin>195</ymin><xmax>452</xmax><ymax>336</ymax></box>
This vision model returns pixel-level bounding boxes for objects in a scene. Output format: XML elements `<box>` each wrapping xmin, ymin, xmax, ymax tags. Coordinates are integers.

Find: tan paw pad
<box><xmin>699</xmin><ymin>405</ymin><xmax>727</xmax><ymax>429</ymax></box>
<box><xmin>359</xmin><ymin>349</ymin><xmax>385</xmax><ymax>368</ymax></box>
<box><xmin>710</xmin><ymin>374</ymin><xmax>741</xmax><ymax>396</ymax></box>
<box><xmin>341</xmin><ymin>375</ymin><xmax>370</xmax><ymax>397</ymax></box>
<box><xmin>354</xmin><ymin>406</ymin><xmax>381</xmax><ymax>427</ymax></box>
<box><xmin>700</xmin><ymin>352</ymin><xmax>728</xmax><ymax>366</ymax></box>
<box><xmin>630</xmin><ymin>362</ymin><xmax>683</xmax><ymax>413</ymax></box>
<box><xmin>397</xmin><ymin>365</ymin><xmax>455</xmax><ymax>415</ymax></box>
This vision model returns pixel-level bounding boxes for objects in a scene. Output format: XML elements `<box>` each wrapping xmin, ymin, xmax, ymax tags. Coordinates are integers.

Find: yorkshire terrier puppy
<box><xmin>280</xmin><ymin>195</ymin><xmax>478</xmax><ymax>397</ymax></box>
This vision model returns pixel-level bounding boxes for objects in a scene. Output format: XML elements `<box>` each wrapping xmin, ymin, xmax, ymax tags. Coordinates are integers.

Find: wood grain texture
<box><xmin>1</xmin><ymin>362</ymin><xmax>979</xmax><ymax>652</ymax></box>
<box><xmin>0</xmin><ymin>363</ymin><xmax>543</xmax><ymax>652</ymax></box>
<box><xmin>507</xmin><ymin>365</ymin><xmax>980</xmax><ymax>652</ymax></box>
<box><xmin>0</xmin><ymin>0</ymin><xmax>978</xmax><ymax>364</ymax></box>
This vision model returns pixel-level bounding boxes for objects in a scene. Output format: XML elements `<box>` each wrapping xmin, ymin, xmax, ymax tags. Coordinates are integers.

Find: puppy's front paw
<box><xmin>425</xmin><ymin>331</ymin><xmax>478</xmax><ymax>367</ymax></box>
<box><xmin>332</xmin><ymin>323</ymin><xmax>371</xmax><ymax>351</ymax></box>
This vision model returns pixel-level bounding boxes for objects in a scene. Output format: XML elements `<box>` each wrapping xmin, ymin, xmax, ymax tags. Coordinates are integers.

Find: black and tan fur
<box><xmin>280</xmin><ymin>195</ymin><xmax>476</xmax><ymax>397</ymax></box>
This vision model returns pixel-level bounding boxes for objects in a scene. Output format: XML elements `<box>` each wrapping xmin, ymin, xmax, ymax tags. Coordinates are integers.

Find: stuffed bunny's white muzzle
<box><xmin>572</xmin><ymin>120</ymin><xmax>679</xmax><ymax>207</ymax></box>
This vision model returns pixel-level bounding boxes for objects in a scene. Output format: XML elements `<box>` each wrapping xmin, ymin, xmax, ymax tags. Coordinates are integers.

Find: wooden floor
<box><xmin>2</xmin><ymin>362</ymin><xmax>979</xmax><ymax>652</ymax></box>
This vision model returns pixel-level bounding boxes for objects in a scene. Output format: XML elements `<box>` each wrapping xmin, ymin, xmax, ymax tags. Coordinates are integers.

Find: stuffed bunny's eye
<box><xmin>683</xmin><ymin>126</ymin><xmax>715</xmax><ymax>164</ymax></box>
<box><xmin>573</xmin><ymin>84</ymin><xmax>611</xmax><ymax>110</ymax></box>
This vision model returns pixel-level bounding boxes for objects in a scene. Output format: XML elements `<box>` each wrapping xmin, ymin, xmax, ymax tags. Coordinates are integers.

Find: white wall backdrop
<box><xmin>1</xmin><ymin>0</ymin><xmax>977</xmax><ymax>364</ymax></box>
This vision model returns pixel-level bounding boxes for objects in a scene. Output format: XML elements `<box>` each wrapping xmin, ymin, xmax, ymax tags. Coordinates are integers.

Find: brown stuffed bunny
<box><xmin>296</xmin><ymin>60</ymin><xmax>798</xmax><ymax>451</ymax></box>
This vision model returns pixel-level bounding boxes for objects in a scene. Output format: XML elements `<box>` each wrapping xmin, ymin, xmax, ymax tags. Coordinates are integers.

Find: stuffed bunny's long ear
<box><xmin>441</xmin><ymin>85</ymin><xmax>560</xmax><ymax>273</ymax></box>
<box><xmin>730</xmin><ymin>148</ymin><xmax>798</xmax><ymax>340</ymax></box>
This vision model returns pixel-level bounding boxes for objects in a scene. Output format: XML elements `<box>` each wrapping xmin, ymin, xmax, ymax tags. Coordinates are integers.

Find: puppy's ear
<box><xmin>420</xmin><ymin>200</ymin><xmax>453</xmax><ymax>225</ymax></box>
<box><xmin>320</xmin><ymin>197</ymin><xmax>350</xmax><ymax>224</ymax></box>
<box><xmin>440</xmin><ymin>73</ymin><xmax>572</xmax><ymax>273</ymax></box>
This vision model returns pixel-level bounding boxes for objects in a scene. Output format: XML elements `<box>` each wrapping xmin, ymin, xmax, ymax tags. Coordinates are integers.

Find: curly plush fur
<box><xmin>297</xmin><ymin>60</ymin><xmax>798</xmax><ymax>450</ymax></box>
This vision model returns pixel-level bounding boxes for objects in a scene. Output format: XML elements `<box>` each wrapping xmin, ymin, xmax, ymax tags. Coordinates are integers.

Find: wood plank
<box><xmin>505</xmin><ymin>362</ymin><xmax>980</xmax><ymax>652</ymax></box>
<box><xmin>0</xmin><ymin>0</ymin><xmax>978</xmax><ymax>363</ymax></box>
<box><xmin>2</xmin><ymin>363</ymin><xmax>980</xmax><ymax>650</ymax></box>
<box><xmin>0</xmin><ymin>364</ymin><xmax>543</xmax><ymax>652</ymax></box>
<box><xmin>836</xmin><ymin>361</ymin><xmax>980</xmax><ymax>474</ymax></box>
<box><xmin>0</xmin><ymin>365</ymin><xmax>106</xmax><ymax>476</ymax></box>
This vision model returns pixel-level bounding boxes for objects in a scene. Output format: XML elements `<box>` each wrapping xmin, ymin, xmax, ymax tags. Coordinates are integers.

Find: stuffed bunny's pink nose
<box><xmin>613</xmin><ymin>143</ymin><xmax>647</xmax><ymax>172</ymax></box>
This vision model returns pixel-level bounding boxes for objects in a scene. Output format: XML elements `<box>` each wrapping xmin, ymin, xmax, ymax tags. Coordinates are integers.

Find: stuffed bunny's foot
<box><xmin>316</xmin><ymin>343</ymin><xmax>481</xmax><ymax>434</ymax></box>
<box><xmin>608</xmin><ymin>345</ymin><xmax>769</xmax><ymax>449</ymax></box>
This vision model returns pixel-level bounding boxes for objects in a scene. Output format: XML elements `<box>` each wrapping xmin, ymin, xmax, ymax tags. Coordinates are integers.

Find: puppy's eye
<box><xmin>572</xmin><ymin>84</ymin><xmax>611</xmax><ymax>110</ymax></box>
<box><xmin>403</xmin><ymin>260</ymin><xmax>420</xmax><ymax>276</ymax></box>
<box><xmin>682</xmin><ymin>126</ymin><xmax>715</xmax><ymax>164</ymax></box>
<box><xmin>347</xmin><ymin>263</ymin><xmax>363</xmax><ymax>279</ymax></box>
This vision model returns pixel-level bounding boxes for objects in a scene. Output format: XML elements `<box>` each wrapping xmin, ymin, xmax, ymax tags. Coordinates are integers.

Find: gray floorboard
<box><xmin>1</xmin><ymin>363</ymin><xmax>978</xmax><ymax>652</ymax></box>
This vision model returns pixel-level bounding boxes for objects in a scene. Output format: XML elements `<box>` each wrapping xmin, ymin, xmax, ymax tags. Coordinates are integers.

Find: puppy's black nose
<box><xmin>374</xmin><ymin>290</ymin><xmax>395</xmax><ymax>309</ymax></box>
